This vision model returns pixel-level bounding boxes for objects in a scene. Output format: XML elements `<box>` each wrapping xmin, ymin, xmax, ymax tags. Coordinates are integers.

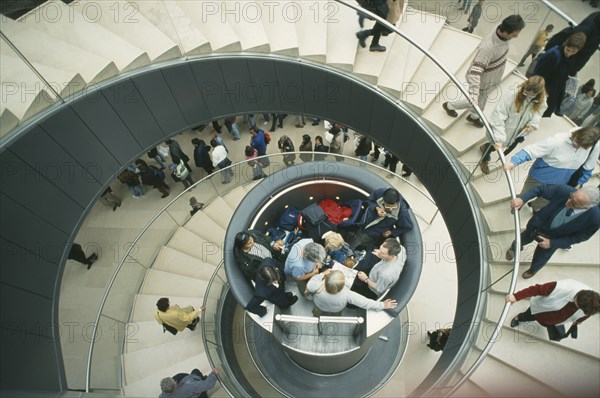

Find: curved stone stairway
<box><xmin>2</xmin><ymin>0</ymin><xmax>598</xmax><ymax>396</ymax></box>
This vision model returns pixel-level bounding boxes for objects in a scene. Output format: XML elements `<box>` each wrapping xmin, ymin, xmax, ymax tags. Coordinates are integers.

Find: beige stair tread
<box><xmin>441</xmin><ymin>124</ymin><xmax>487</xmax><ymax>157</ymax></box>
<box><xmin>203</xmin><ymin>196</ymin><xmax>235</xmax><ymax>230</ymax></box>
<box><xmin>325</xmin><ymin>1</ymin><xmax>360</xmax><ymax>71</ymax></box>
<box><xmin>481</xmin><ymin>201</ymin><xmax>531</xmax><ymax>234</ymax></box>
<box><xmin>153</xmin><ymin>246</ymin><xmax>217</xmax><ymax>279</ymax></box>
<box><xmin>20</xmin><ymin>0</ymin><xmax>149</xmax><ymax>72</ymax></box>
<box><xmin>468</xmin><ymin>348</ymin><xmax>561</xmax><ymax>398</ymax></box>
<box><xmin>76</xmin><ymin>0</ymin><xmax>181</xmax><ymax>62</ymax></box>
<box><xmin>1</xmin><ymin>18</ymin><xmax>119</xmax><ymax>84</ymax></box>
<box><xmin>123</xmin><ymin>353</ymin><xmax>211</xmax><ymax>397</ymax></box>
<box><xmin>0</xmin><ymin>108</ymin><xmax>20</xmax><ymax>138</ymax></box>
<box><xmin>451</xmin><ymin>378</ymin><xmax>492</xmax><ymax>398</ymax></box>
<box><xmin>185</xmin><ymin>212</ymin><xmax>227</xmax><ymax>243</ymax></box>
<box><xmin>141</xmin><ymin>269</ymin><xmax>210</xmax><ymax>297</ymax></box>
<box><xmin>258</xmin><ymin>0</ymin><xmax>299</xmax><ymax>56</ymax></box>
<box><xmin>224</xmin><ymin>4</ymin><xmax>270</xmax><ymax>52</ymax></box>
<box><xmin>404</xmin><ymin>27</ymin><xmax>481</xmax><ymax>111</ymax></box>
<box><xmin>294</xmin><ymin>0</ymin><xmax>328</xmax><ymax>62</ymax></box>
<box><xmin>135</xmin><ymin>0</ymin><xmax>212</xmax><ymax>56</ymax></box>
<box><xmin>132</xmin><ymin>293</ymin><xmax>205</xmax><ymax>322</ymax></box>
<box><xmin>422</xmin><ymin>60</ymin><xmax>518</xmax><ymax>132</ymax></box>
<box><xmin>123</xmin><ymin>333</ymin><xmax>206</xmax><ymax>384</ymax></box>
<box><xmin>378</xmin><ymin>9</ymin><xmax>446</xmax><ymax>98</ymax></box>
<box><xmin>471</xmin><ymin>173</ymin><xmax>515</xmax><ymax>206</ymax></box>
<box><xmin>486</xmin><ymin>295</ymin><xmax>600</xmax><ymax>380</ymax></box>
<box><xmin>222</xmin><ymin>185</ymin><xmax>248</xmax><ymax>212</ymax></box>
<box><xmin>167</xmin><ymin>227</ymin><xmax>223</xmax><ymax>266</ymax></box>
<box><xmin>176</xmin><ymin>0</ymin><xmax>242</xmax><ymax>53</ymax></box>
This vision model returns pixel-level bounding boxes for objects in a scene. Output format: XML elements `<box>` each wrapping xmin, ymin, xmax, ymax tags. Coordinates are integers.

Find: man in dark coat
<box><xmin>233</xmin><ymin>230</ymin><xmax>283</xmax><ymax>281</ymax></box>
<box><xmin>506</xmin><ymin>184</ymin><xmax>600</xmax><ymax>278</ymax></box>
<box><xmin>245</xmin><ymin>258</ymin><xmax>298</xmax><ymax>316</ymax></box>
<box><xmin>349</xmin><ymin>188</ymin><xmax>413</xmax><ymax>250</ymax></box>
<box><xmin>191</xmin><ymin>138</ymin><xmax>214</xmax><ymax>174</ymax></box>
<box><xmin>165</xmin><ymin>138</ymin><xmax>192</xmax><ymax>173</ymax></box>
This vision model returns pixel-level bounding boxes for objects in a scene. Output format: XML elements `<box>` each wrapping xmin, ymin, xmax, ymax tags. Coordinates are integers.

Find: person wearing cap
<box><xmin>348</xmin><ymin>187</ymin><xmax>413</xmax><ymax>250</ymax></box>
<box><xmin>284</xmin><ymin>239</ymin><xmax>327</xmax><ymax>298</ymax></box>
<box><xmin>234</xmin><ymin>230</ymin><xmax>284</xmax><ymax>281</ymax></box>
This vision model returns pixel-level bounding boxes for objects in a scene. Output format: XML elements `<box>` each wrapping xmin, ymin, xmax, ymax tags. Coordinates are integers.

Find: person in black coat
<box><xmin>536</xmin><ymin>32</ymin><xmax>587</xmax><ymax>117</ymax></box>
<box><xmin>135</xmin><ymin>159</ymin><xmax>170</xmax><ymax>198</ymax></box>
<box><xmin>506</xmin><ymin>184</ymin><xmax>600</xmax><ymax>279</ymax></box>
<box><xmin>545</xmin><ymin>12</ymin><xmax>600</xmax><ymax>76</ymax></box>
<box><xmin>234</xmin><ymin>230</ymin><xmax>284</xmax><ymax>281</ymax></box>
<box><xmin>165</xmin><ymin>138</ymin><xmax>192</xmax><ymax>173</ymax></box>
<box><xmin>191</xmin><ymin>138</ymin><xmax>214</xmax><ymax>174</ymax></box>
<box><xmin>245</xmin><ymin>259</ymin><xmax>298</xmax><ymax>316</ymax></box>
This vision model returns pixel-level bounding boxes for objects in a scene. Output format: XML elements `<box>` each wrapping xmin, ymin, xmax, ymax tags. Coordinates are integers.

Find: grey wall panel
<box><xmin>324</xmin><ymin>73</ymin><xmax>352</xmax><ymax>126</ymax></box>
<box><xmin>0</xmin><ymin>237</ymin><xmax>58</xmax><ymax>298</ymax></box>
<box><xmin>103</xmin><ymin>79</ymin><xmax>165</xmax><ymax>148</ymax></box>
<box><xmin>39</xmin><ymin>107</ymin><xmax>121</xmax><ymax>185</ymax></box>
<box><xmin>368</xmin><ymin>98</ymin><xmax>399</xmax><ymax>144</ymax></box>
<box><xmin>70</xmin><ymin>95</ymin><xmax>141</xmax><ymax>164</ymax></box>
<box><xmin>219</xmin><ymin>58</ymin><xmax>253</xmax><ymax>115</ymax></box>
<box><xmin>0</xmin><ymin>283</ymin><xmax>62</xmax><ymax>391</ymax></box>
<box><xmin>273</xmin><ymin>62</ymin><xmax>304</xmax><ymax>114</ymax></box>
<box><xmin>348</xmin><ymin>83</ymin><xmax>374</xmax><ymax>134</ymax></box>
<box><xmin>132</xmin><ymin>70</ymin><xmax>187</xmax><ymax>136</ymax></box>
<box><xmin>161</xmin><ymin>64</ymin><xmax>211</xmax><ymax>127</ymax></box>
<box><xmin>9</xmin><ymin>126</ymin><xmax>100</xmax><ymax>207</ymax></box>
<box><xmin>0</xmin><ymin>194</ymin><xmax>68</xmax><ymax>265</ymax></box>
<box><xmin>300</xmin><ymin>65</ymin><xmax>327</xmax><ymax>120</ymax></box>
<box><xmin>0</xmin><ymin>152</ymin><xmax>83</xmax><ymax>234</ymax></box>
<box><xmin>189</xmin><ymin>60</ymin><xmax>231</xmax><ymax>120</ymax></box>
<box><xmin>244</xmin><ymin>59</ymin><xmax>282</xmax><ymax>113</ymax></box>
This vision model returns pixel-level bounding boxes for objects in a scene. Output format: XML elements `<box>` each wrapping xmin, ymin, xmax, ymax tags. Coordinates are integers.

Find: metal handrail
<box><xmin>333</xmin><ymin>0</ymin><xmax>523</xmax><ymax>394</ymax></box>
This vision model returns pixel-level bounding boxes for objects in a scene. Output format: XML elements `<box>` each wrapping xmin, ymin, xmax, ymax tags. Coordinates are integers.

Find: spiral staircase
<box><xmin>1</xmin><ymin>0</ymin><xmax>599</xmax><ymax>397</ymax></box>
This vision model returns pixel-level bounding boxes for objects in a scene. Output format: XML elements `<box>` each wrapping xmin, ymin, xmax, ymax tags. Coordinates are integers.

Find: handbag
<box><xmin>567</xmin><ymin>141</ymin><xmax>598</xmax><ymax>187</ymax></box>
<box><xmin>175</xmin><ymin>160</ymin><xmax>189</xmax><ymax>179</ymax></box>
<box><xmin>157</xmin><ymin>312</ymin><xmax>178</xmax><ymax>335</ymax></box>
<box><xmin>158</xmin><ymin>145</ymin><xmax>170</xmax><ymax>158</ymax></box>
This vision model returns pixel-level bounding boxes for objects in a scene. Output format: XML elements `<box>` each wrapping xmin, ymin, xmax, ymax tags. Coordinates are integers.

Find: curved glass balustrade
<box><xmin>84</xmin><ymin>152</ymin><xmax>438</xmax><ymax>392</ymax></box>
<box><xmin>2</xmin><ymin>0</ymin><xmax>570</xmax><ymax>393</ymax></box>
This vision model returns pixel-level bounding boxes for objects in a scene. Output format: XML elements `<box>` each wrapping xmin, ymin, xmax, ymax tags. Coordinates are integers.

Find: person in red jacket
<box><xmin>505</xmin><ymin>279</ymin><xmax>599</xmax><ymax>341</ymax></box>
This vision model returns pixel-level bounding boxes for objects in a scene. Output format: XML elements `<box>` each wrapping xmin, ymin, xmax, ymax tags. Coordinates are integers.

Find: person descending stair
<box><xmin>154</xmin><ymin>297</ymin><xmax>205</xmax><ymax>333</ymax></box>
<box><xmin>442</xmin><ymin>15</ymin><xmax>525</xmax><ymax>128</ymax></box>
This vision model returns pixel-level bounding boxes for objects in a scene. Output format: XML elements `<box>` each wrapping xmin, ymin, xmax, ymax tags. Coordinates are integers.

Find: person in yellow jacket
<box><xmin>154</xmin><ymin>297</ymin><xmax>205</xmax><ymax>332</ymax></box>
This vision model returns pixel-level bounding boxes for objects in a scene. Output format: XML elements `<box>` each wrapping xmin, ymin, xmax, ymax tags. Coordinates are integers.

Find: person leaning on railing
<box><xmin>234</xmin><ymin>230</ymin><xmax>285</xmax><ymax>281</ymax></box>
<box><xmin>478</xmin><ymin>76</ymin><xmax>547</xmax><ymax>175</ymax></box>
<box><xmin>245</xmin><ymin>258</ymin><xmax>298</xmax><ymax>317</ymax></box>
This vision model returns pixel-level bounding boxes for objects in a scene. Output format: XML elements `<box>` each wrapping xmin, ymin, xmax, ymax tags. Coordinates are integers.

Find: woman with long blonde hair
<box><xmin>478</xmin><ymin>75</ymin><xmax>548</xmax><ymax>174</ymax></box>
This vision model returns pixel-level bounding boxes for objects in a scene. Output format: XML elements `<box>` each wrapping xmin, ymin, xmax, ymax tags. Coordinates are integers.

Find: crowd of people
<box><xmin>74</xmin><ymin>6</ymin><xmax>600</xmax><ymax>393</ymax></box>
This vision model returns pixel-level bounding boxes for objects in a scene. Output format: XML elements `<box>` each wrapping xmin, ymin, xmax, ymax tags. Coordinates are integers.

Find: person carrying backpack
<box><xmin>534</xmin><ymin>32</ymin><xmax>587</xmax><ymax>117</ymax></box>
<box><xmin>135</xmin><ymin>159</ymin><xmax>170</xmax><ymax>198</ymax></box>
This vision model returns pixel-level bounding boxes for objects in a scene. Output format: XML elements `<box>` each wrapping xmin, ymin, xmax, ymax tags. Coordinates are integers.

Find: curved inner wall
<box><xmin>0</xmin><ymin>56</ymin><xmax>482</xmax><ymax>391</ymax></box>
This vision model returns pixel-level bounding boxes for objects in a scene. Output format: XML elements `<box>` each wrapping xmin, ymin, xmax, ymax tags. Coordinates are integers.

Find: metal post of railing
<box><xmin>353</xmin><ymin>317</ymin><xmax>365</xmax><ymax>338</ymax></box>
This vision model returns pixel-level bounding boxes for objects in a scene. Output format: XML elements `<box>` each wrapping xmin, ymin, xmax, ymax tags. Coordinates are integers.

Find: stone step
<box><xmin>294</xmin><ymin>0</ymin><xmax>328</xmax><ymax>62</ymax></box>
<box><xmin>468</xmin><ymin>345</ymin><xmax>561</xmax><ymax>397</ymax></box>
<box><xmin>135</xmin><ymin>0</ymin><xmax>212</xmax><ymax>56</ymax></box>
<box><xmin>123</xmin><ymin>353</ymin><xmax>211</xmax><ymax>397</ymax></box>
<box><xmin>378</xmin><ymin>8</ymin><xmax>446</xmax><ymax>98</ymax></box>
<box><xmin>176</xmin><ymin>0</ymin><xmax>242</xmax><ymax>53</ymax></box>
<box><xmin>422</xmin><ymin>59</ymin><xmax>518</xmax><ymax>133</ymax></box>
<box><xmin>222</xmin><ymin>185</ymin><xmax>248</xmax><ymax>213</ymax></box>
<box><xmin>185</xmin><ymin>211</ymin><xmax>227</xmax><ymax>244</ymax></box>
<box><xmin>481</xmin><ymin>200</ymin><xmax>532</xmax><ymax>234</ymax></box>
<box><xmin>0</xmin><ymin>108</ymin><xmax>20</xmax><ymax>138</ymax></box>
<box><xmin>486</xmin><ymin>230</ymin><xmax>600</xmax><ymax>267</ymax></box>
<box><xmin>404</xmin><ymin>26</ymin><xmax>481</xmax><ymax>112</ymax></box>
<box><xmin>451</xmin><ymin>378</ymin><xmax>492</xmax><ymax>397</ymax></box>
<box><xmin>132</xmin><ymin>293</ymin><xmax>205</xmax><ymax>322</ymax></box>
<box><xmin>122</xmin><ymin>333</ymin><xmax>206</xmax><ymax>385</ymax></box>
<box><xmin>153</xmin><ymin>246</ymin><xmax>217</xmax><ymax>279</ymax></box>
<box><xmin>140</xmin><ymin>269</ymin><xmax>210</xmax><ymax>297</ymax></box>
<box><xmin>20</xmin><ymin>0</ymin><xmax>150</xmax><ymax>72</ymax></box>
<box><xmin>487</xmin><ymin>292</ymin><xmax>600</xmax><ymax>369</ymax></box>
<box><xmin>76</xmin><ymin>0</ymin><xmax>181</xmax><ymax>62</ymax></box>
<box><xmin>1</xmin><ymin>18</ymin><xmax>119</xmax><ymax>85</ymax></box>
<box><xmin>325</xmin><ymin>1</ymin><xmax>360</xmax><ymax>71</ymax></box>
<box><xmin>167</xmin><ymin>227</ymin><xmax>223</xmax><ymax>266</ymax></box>
<box><xmin>257</xmin><ymin>0</ymin><xmax>299</xmax><ymax>56</ymax></box>
<box><xmin>203</xmin><ymin>196</ymin><xmax>235</xmax><ymax>231</ymax></box>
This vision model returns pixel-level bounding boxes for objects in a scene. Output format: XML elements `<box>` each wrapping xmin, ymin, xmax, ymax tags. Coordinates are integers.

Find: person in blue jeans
<box><xmin>250</xmin><ymin>126</ymin><xmax>270</xmax><ymax>167</ymax></box>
